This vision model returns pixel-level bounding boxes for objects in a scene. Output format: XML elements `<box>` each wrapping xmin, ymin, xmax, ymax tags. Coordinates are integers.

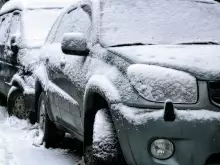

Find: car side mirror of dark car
<box><xmin>10</xmin><ymin>33</ymin><xmax>21</xmax><ymax>54</ymax></box>
<box><xmin>61</xmin><ymin>32</ymin><xmax>89</xmax><ymax>56</ymax></box>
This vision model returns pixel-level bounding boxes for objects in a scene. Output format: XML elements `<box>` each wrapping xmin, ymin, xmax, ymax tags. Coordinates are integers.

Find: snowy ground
<box><xmin>0</xmin><ymin>106</ymin><xmax>81</xmax><ymax>165</ymax></box>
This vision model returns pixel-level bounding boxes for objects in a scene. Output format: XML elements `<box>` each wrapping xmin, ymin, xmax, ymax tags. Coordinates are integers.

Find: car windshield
<box><xmin>23</xmin><ymin>8</ymin><xmax>61</xmax><ymax>45</ymax></box>
<box><xmin>100</xmin><ymin>0</ymin><xmax>220</xmax><ymax>47</ymax></box>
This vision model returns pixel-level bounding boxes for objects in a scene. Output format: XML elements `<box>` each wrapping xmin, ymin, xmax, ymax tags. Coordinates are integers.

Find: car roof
<box><xmin>0</xmin><ymin>0</ymin><xmax>75</xmax><ymax>15</ymax></box>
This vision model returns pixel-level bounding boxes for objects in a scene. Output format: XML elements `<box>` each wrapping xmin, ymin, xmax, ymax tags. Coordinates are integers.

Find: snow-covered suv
<box><xmin>35</xmin><ymin>0</ymin><xmax>220</xmax><ymax>165</ymax></box>
<box><xmin>0</xmin><ymin>0</ymin><xmax>72</xmax><ymax>122</ymax></box>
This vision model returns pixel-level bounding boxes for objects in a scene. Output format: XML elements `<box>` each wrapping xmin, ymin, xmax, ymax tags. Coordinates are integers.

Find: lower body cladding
<box><xmin>111</xmin><ymin>103</ymin><xmax>220</xmax><ymax>165</ymax></box>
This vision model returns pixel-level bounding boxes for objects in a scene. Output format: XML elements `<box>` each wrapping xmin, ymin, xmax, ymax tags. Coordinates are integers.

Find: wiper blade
<box><xmin>178</xmin><ymin>41</ymin><xmax>220</xmax><ymax>45</ymax></box>
<box><xmin>109</xmin><ymin>43</ymin><xmax>154</xmax><ymax>47</ymax></box>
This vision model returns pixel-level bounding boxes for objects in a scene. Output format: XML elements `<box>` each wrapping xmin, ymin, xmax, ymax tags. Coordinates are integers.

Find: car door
<box><xmin>60</xmin><ymin>6</ymin><xmax>92</xmax><ymax>135</ymax></box>
<box><xmin>0</xmin><ymin>12</ymin><xmax>19</xmax><ymax>95</ymax></box>
<box><xmin>3</xmin><ymin>12</ymin><xmax>21</xmax><ymax>94</ymax></box>
<box><xmin>45</xmin><ymin>6</ymin><xmax>91</xmax><ymax>135</ymax></box>
<box><xmin>0</xmin><ymin>13</ymin><xmax>11</xmax><ymax>95</ymax></box>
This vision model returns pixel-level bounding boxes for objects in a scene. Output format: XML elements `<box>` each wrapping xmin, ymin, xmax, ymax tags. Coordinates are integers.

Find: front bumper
<box><xmin>111</xmin><ymin>103</ymin><xmax>220</xmax><ymax>165</ymax></box>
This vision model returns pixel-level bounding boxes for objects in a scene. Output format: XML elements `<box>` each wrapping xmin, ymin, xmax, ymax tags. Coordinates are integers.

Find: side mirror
<box><xmin>10</xmin><ymin>33</ymin><xmax>21</xmax><ymax>54</ymax></box>
<box><xmin>61</xmin><ymin>33</ymin><xmax>89</xmax><ymax>56</ymax></box>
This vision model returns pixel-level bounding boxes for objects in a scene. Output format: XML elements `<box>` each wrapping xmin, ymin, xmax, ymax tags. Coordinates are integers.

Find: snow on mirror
<box><xmin>9</xmin><ymin>33</ymin><xmax>22</xmax><ymax>53</ymax></box>
<box><xmin>61</xmin><ymin>32</ymin><xmax>88</xmax><ymax>56</ymax></box>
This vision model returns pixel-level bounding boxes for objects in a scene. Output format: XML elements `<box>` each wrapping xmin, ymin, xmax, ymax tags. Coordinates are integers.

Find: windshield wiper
<box><xmin>109</xmin><ymin>43</ymin><xmax>154</xmax><ymax>47</ymax></box>
<box><xmin>178</xmin><ymin>41</ymin><xmax>220</xmax><ymax>45</ymax></box>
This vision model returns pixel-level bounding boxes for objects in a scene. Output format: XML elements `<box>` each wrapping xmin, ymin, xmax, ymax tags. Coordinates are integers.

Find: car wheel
<box><xmin>84</xmin><ymin>109</ymin><xmax>127</xmax><ymax>165</ymax></box>
<box><xmin>8</xmin><ymin>88</ymin><xmax>30</xmax><ymax>120</ymax></box>
<box><xmin>38</xmin><ymin>92</ymin><xmax>65</xmax><ymax>148</ymax></box>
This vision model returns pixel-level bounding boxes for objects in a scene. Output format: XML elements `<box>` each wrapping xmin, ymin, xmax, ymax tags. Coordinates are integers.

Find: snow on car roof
<box><xmin>0</xmin><ymin>0</ymin><xmax>76</xmax><ymax>15</ymax></box>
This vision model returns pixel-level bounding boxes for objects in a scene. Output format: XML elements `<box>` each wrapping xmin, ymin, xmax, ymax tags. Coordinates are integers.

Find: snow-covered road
<box><xmin>0</xmin><ymin>106</ymin><xmax>80</xmax><ymax>165</ymax></box>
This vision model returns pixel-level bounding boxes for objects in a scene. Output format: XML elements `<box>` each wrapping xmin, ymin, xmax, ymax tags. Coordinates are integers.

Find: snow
<box><xmin>85</xmin><ymin>75</ymin><xmax>121</xmax><ymax>103</ymax></box>
<box><xmin>127</xmin><ymin>64</ymin><xmax>197</xmax><ymax>103</ymax></box>
<box><xmin>100</xmin><ymin>0</ymin><xmax>220</xmax><ymax>46</ymax></box>
<box><xmin>62</xmin><ymin>33</ymin><xmax>87</xmax><ymax>52</ymax></box>
<box><xmin>108</xmin><ymin>45</ymin><xmax>220</xmax><ymax>81</ymax></box>
<box><xmin>10</xmin><ymin>74</ymin><xmax>35</xmax><ymax>94</ymax></box>
<box><xmin>0</xmin><ymin>0</ymin><xmax>78</xmax><ymax>46</ymax></box>
<box><xmin>93</xmin><ymin>109</ymin><xmax>117</xmax><ymax>160</ymax></box>
<box><xmin>48</xmin><ymin>81</ymin><xmax>79</xmax><ymax>106</ymax></box>
<box><xmin>7</xmin><ymin>86</ymin><xmax>18</xmax><ymax>101</ymax></box>
<box><xmin>112</xmin><ymin>104</ymin><xmax>220</xmax><ymax>125</ymax></box>
<box><xmin>0</xmin><ymin>0</ymin><xmax>76</xmax><ymax>15</ymax></box>
<box><xmin>22</xmin><ymin>9</ymin><xmax>61</xmax><ymax>46</ymax></box>
<box><xmin>34</xmin><ymin>65</ymin><xmax>79</xmax><ymax>106</ymax></box>
<box><xmin>0</xmin><ymin>15</ymin><xmax>10</xmax><ymax>44</ymax></box>
<box><xmin>0</xmin><ymin>106</ymin><xmax>80</xmax><ymax>165</ymax></box>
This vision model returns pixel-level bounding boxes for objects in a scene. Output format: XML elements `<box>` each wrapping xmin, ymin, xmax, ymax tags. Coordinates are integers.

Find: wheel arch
<box><xmin>10</xmin><ymin>79</ymin><xmax>24</xmax><ymax>92</ymax></box>
<box><xmin>83</xmin><ymin>75</ymin><xmax>121</xmax><ymax>148</ymax></box>
<box><xmin>83</xmin><ymin>91</ymin><xmax>109</xmax><ymax>147</ymax></box>
<box><xmin>35</xmin><ymin>80</ymin><xmax>43</xmax><ymax>114</ymax></box>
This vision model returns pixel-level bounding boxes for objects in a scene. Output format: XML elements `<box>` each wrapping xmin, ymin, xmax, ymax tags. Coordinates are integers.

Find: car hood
<box><xmin>108</xmin><ymin>45</ymin><xmax>220</xmax><ymax>81</ymax></box>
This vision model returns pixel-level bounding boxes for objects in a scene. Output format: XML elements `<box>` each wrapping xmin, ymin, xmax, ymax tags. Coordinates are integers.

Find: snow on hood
<box><xmin>108</xmin><ymin>45</ymin><xmax>220</xmax><ymax>80</ymax></box>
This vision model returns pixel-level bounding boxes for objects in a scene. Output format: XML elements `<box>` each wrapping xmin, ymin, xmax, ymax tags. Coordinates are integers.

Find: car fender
<box><xmin>10</xmin><ymin>74</ymin><xmax>34</xmax><ymax>94</ymax></box>
<box><xmin>9</xmin><ymin>74</ymin><xmax>36</xmax><ymax>117</ymax></box>
<box><xmin>84</xmin><ymin>74</ymin><xmax>121</xmax><ymax>115</ymax></box>
<box><xmin>34</xmin><ymin>65</ymin><xmax>55</xmax><ymax>121</ymax></box>
<box><xmin>34</xmin><ymin>64</ymin><xmax>50</xmax><ymax>92</ymax></box>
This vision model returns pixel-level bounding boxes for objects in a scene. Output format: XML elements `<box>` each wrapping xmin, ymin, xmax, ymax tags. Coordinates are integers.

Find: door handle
<box><xmin>46</xmin><ymin>57</ymin><xmax>49</xmax><ymax>64</ymax></box>
<box><xmin>60</xmin><ymin>61</ymin><xmax>66</xmax><ymax>68</ymax></box>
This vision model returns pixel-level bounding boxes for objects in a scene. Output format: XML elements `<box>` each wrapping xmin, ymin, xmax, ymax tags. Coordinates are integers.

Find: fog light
<box><xmin>150</xmin><ymin>139</ymin><xmax>174</xmax><ymax>160</ymax></box>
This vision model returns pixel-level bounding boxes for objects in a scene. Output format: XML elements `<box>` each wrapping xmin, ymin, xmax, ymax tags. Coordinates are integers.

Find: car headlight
<box><xmin>127</xmin><ymin>64</ymin><xmax>197</xmax><ymax>103</ymax></box>
<box><xmin>150</xmin><ymin>139</ymin><xmax>174</xmax><ymax>160</ymax></box>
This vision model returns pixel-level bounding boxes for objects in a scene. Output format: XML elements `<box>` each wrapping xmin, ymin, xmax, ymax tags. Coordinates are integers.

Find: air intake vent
<box><xmin>208</xmin><ymin>82</ymin><xmax>220</xmax><ymax>105</ymax></box>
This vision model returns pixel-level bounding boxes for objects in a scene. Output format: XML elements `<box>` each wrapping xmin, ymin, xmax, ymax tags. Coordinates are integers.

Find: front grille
<box><xmin>208</xmin><ymin>82</ymin><xmax>220</xmax><ymax>104</ymax></box>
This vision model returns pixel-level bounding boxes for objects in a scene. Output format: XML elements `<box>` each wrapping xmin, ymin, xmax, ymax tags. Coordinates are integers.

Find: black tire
<box><xmin>38</xmin><ymin>92</ymin><xmax>64</xmax><ymax>148</ymax></box>
<box><xmin>7</xmin><ymin>88</ymin><xmax>30</xmax><ymax>120</ymax></box>
<box><xmin>84</xmin><ymin>109</ymin><xmax>127</xmax><ymax>165</ymax></box>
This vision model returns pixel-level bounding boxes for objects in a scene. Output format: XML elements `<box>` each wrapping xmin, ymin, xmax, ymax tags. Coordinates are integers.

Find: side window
<box><xmin>54</xmin><ymin>6</ymin><xmax>91</xmax><ymax>43</ymax></box>
<box><xmin>0</xmin><ymin>14</ymin><xmax>11</xmax><ymax>45</ymax></box>
<box><xmin>46</xmin><ymin>14</ymin><xmax>63</xmax><ymax>43</ymax></box>
<box><xmin>9</xmin><ymin>12</ymin><xmax>21</xmax><ymax>35</ymax></box>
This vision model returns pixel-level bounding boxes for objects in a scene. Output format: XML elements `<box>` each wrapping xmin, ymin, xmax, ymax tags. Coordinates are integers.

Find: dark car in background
<box><xmin>0</xmin><ymin>0</ymin><xmax>8</xmax><ymax>9</ymax></box>
<box><xmin>0</xmin><ymin>0</ymin><xmax>72</xmax><ymax>122</ymax></box>
<box><xmin>32</xmin><ymin>0</ymin><xmax>220</xmax><ymax>165</ymax></box>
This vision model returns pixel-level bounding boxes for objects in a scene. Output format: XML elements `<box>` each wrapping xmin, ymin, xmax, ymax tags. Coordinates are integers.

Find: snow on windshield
<box><xmin>100</xmin><ymin>0</ymin><xmax>220</xmax><ymax>46</ymax></box>
<box><xmin>23</xmin><ymin>9</ymin><xmax>61</xmax><ymax>45</ymax></box>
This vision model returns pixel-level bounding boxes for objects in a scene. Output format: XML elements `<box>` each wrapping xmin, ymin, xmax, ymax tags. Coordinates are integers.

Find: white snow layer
<box><xmin>0</xmin><ymin>0</ymin><xmax>76</xmax><ymax>14</ymax></box>
<box><xmin>0</xmin><ymin>106</ymin><xmax>80</xmax><ymax>165</ymax></box>
<box><xmin>22</xmin><ymin>9</ymin><xmax>61</xmax><ymax>46</ymax></box>
<box><xmin>93</xmin><ymin>109</ymin><xmax>117</xmax><ymax>160</ymax></box>
<box><xmin>127</xmin><ymin>64</ymin><xmax>197</xmax><ymax>103</ymax></box>
<box><xmin>112</xmin><ymin>104</ymin><xmax>220</xmax><ymax>125</ymax></box>
<box><xmin>62</xmin><ymin>33</ymin><xmax>87</xmax><ymax>52</ymax></box>
<box><xmin>101</xmin><ymin>0</ymin><xmax>220</xmax><ymax>46</ymax></box>
<box><xmin>34</xmin><ymin>65</ymin><xmax>79</xmax><ymax>106</ymax></box>
<box><xmin>10</xmin><ymin>74</ymin><xmax>35</xmax><ymax>94</ymax></box>
<box><xmin>108</xmin><ymin>45</ymin><xmax>220</xmax><ymax>80</ymax></box>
